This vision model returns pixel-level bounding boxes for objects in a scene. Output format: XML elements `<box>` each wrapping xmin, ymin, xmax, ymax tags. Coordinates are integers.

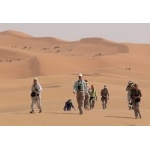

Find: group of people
<box><xmin>72</xmin><ymin>73</ymin><xmax>109</xmax><ymax>114</ymax></box>
<box><xmin>29</xmin><ymin>73</ymin><xmax>142</xmax><ymax>119</ymax></box>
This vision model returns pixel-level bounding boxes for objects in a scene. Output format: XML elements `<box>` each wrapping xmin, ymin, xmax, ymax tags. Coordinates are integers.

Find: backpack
<box><xmin>101</xmin><ymin>89</ymin><xmax>108</xmax><ymax>97</ymax></box>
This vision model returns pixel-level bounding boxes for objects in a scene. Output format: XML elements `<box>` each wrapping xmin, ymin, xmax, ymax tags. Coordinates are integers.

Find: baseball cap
<box><xmin>34</xmin><ymin>78</ymin><xmax>38</xmax><ymax>81</ymax></box>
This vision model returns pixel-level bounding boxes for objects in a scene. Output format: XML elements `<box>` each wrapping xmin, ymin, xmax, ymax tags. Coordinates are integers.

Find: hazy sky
<box><xmin>0</xmin><ymin>23</ymin><xmax>150</xmax><ymax>43</ymax></box>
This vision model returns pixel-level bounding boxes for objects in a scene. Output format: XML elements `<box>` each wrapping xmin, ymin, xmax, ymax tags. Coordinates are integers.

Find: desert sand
<box><xmin>0</xmin><ymin>30</ymin><xmax>150</xmax><ymax>126</ymax></box>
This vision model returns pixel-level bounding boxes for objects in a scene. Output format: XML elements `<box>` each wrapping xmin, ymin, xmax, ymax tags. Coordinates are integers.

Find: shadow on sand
<box><xmin>12</xmin><ymin>111</ymin><xmax>78</xmax><ymax>115</ymax></box>
<box><xmin>105</xmin><ymin>116</ymin><xmax>134</xmax><ymax>119</ymax></box>
<box><xmin>46</xmin><ymin>111</ymin><xmax>79</xmax><ymax>115</ymax></box>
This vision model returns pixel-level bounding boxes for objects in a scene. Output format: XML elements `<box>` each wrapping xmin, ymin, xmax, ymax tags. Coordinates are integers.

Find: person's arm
<box><xmin>107</xmin><ymin>91</ymin><xmax>109</xmax><ymax>97</ymax></box>
<box><xmin>139</xmin><ymin>89</ymin><xmax>142</xmax><ymax>98</ymax></box>
<box><xmin>71</xmin><ymin>103</ymin><xmax>76</xmax><ymax>111</ymax></box>
<box><xmin>95</xmin><ymin>90</ymin><xmax>97</xmax><ymax>101</ymax></box>
<box><xmin>35</xmin><ymin>83</ymin><xmax>43</xmax><ymax>93</ymax></box>
<box><xmin>100</xmin><ymin>90</ymin><xmax>102</xmax><ymax>97</ymax></box>
<box><xmin>73</xmin><ymin>81</ymin><xmax>77</xmax><ymax>94</ymax></box>
<box><xmin>126</xmin><ymin>85</ymin><xmax>129</xmax><ymax>91</ymax></box>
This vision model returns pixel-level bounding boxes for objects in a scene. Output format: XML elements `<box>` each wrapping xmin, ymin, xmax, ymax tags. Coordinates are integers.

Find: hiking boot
<box><xmin>139</xmin><ymin>114</ymin><xmax>142</xmax><ymax>118</ymax></box>
<box><xmin>39</xmin><ymin>109</ymin><xmax>42</xmax><ymax>113</ymax></box>
<box><xmin>30</xmin><ymin>110</ymin><xmax>34</xmax><ymax>114</ymax></box>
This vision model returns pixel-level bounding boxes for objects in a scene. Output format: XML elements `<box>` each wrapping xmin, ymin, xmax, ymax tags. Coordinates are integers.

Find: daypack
<box><xmin>101</xmin><ymin>89</ymin><xmax>108</xmax><ymax>97</ymax></box>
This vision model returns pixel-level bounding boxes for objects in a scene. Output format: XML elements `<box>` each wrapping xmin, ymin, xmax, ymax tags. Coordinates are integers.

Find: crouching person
<box><xmin>64</xmin><ymin>99</ymin><xmax>76</xmax><ymax>111</ymax></box>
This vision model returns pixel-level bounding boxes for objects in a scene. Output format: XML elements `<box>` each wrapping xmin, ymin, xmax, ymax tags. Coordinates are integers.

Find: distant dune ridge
<box><xmin>0</xmin><ymin>30</ymin><xmax>150</xmax><ymax>125</ymax></box>
<box><xmin>0</xmin><ymin>30</ymin><xmax>130</xmax><ymax>79</ymax></box>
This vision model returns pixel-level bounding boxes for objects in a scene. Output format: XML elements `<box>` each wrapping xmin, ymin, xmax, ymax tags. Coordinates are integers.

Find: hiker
<box><xmin>126</xmin><ymin>80</ymin><xmax>134</xmax><ymax>110</ymax></box>
<box><xmin>30</xmin><ymin>78</ymin><xmax>43</xmax><ymax>114</ymax></box>
<box><xmin>131</xmin><ymin>83</ymin><xmax>142</xmax><ymax>119</ymax></box>
<box><xmin>84</xmin><ymin>80</ymin><xmax>91</xmax><ymax>110</ymax></box>
<box><xmin>63</xmin><ymin>99</ymin><xmax>76</xmax><ymax>111</ymax></box>
<box><xmin>100</xmin><ymin>85</ymin><xmax>109</xmax><ymax>109</ymax></box>
<box><xmin>89</xmin><ymin>85</ymin><xmax>97</xmax><ymax>110</ymax></box>
<box><xmin>73</xmin><ymin>73</ymin><xmax>87</xmax><ymax>115</ymax></box>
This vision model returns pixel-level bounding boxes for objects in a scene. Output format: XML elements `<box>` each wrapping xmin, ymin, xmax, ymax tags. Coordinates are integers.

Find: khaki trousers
<box><xmin>76</xmin><ymin>91</ymin><xmax>85</xmax><ymax>114</ymax></box>
<box><xmin>89</xmin><ymin>97</ymin><xmax>95</xmax><ymax>109</ymax></box>
<box><xmin>84</xmin><ymin>93</ymin><xmax>90</xmax><ymax>109</ymax></box>
<box><xmin>31</xmin><ymin>95</ymin><xmax>42</xmax><ymax>110</ymax></box>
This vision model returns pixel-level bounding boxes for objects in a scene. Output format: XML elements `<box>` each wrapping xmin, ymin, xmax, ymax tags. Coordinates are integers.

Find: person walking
<box><xmin>89</xmin><ymin>85</ymin><xmax>97</xmax><ymax>110</ymax></box>
<box><xmin>126</xmin><ymin>80</ymin><xmax>134</xmax><ymax>110</ymax></box>
<box><xmin>131</xmin><ymin>83</ymin><xmax>142</xmax><ymax>119</ymax></box>
<box><xmin>73</xmin><ymin>73</ymin><xmax>87</xmax><ymax>115</ymax></box>
<box><xmin>84</xmin><ymin>80</ymin><xmax>91</xmax><ymax>110</ymax></box>
<box><xmin>100</xmin><ymin>85</ymin><xmax>109</xmax><ymax>109</ymax></box>
<box><xmin>30</xmin><ymin>78</ymin><xmax>43</xmax><ymax>114</ymax></box>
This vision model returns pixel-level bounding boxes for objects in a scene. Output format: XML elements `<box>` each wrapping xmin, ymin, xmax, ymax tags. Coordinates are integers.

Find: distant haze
<box><xmin>0</xmin><ymin>23</ymin><xmax>150</xmax><ymax>43</ymax></box>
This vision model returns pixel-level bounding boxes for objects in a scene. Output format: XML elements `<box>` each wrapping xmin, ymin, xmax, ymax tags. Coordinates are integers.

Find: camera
<box><xmin>78</xmin><ymin>85</ymin><xmax>81</xmax><ymax>90</ymax></box>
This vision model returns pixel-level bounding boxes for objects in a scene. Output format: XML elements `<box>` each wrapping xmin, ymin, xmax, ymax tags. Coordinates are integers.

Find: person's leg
<box><xmin>37</xmin><ymin>96</ymin><xmax>42</xmax><ymax>113</ymax></box>
<box><xmin>77</xmin><ymin>91</ymin><xmax>85</xmax><ymax>114</ymax></box>
<box><xmin>136</xmin><ymin>102</ymin><xmax>142</xmax><ymax>118</ymax></box>
<box><xmin>127</xmin><ymin>93</ymin><xmax>131</xmax><ymax>109</ymax></box>
<box><xmin>89</xmin><ymin>99</ymin><xmax>92</xmax><ymax>110</ymax></box>
<box><xmin>92</xmin><ymin>98</ymin><xmax>95</xmax><ymax>109</ymax></box>
<box><xmin>105</xmin><ymin>98</ymin><xmax>108</xmax><ymax>109</ymax></box>
<box><xmin>30</xmin><ymin>97</ymin><xmax>36</xmax><ymax>113</ymax></box>
<box><xmin>133</xmin><ymin>102</ymin><xmax>138</xmax><ymax>118</ymax></box>
<box><xmin>101</xmin><ymin>98</ymin><xmax>105</xmax><ymax>109</ymax></box>
<box><xmin>86</xmin><ymin>93</ymin><xmax>90</xmax><ymax>109</ymax></box>
<box><xmin>84</xmin><ymin>93</ymin><xmax>89</xmax><ymax>110</ymax></box>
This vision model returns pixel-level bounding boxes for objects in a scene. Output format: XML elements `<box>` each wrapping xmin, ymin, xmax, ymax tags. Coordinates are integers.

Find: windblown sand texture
<box><xmin>0</xmin><ymin>30</ymin><xmax>150</xmax><ymax>126</ymax></box>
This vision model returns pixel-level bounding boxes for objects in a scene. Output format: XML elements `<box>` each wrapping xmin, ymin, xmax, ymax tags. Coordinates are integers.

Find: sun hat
<box><xmin>78</xmin><ymin>73</ymin><xmax>82</xmax><ymax>77</ymax></box>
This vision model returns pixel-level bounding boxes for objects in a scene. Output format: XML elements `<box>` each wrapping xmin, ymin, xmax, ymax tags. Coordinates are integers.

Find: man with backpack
<box><xmin>100</xmin><ymin>85</ymin><xmax>109</xmax><ymax>109</ymax></box>
<box><xmin>131</xmin><ymin>83</ymin><xmax>142</xmax><ymax>119</ymax></box>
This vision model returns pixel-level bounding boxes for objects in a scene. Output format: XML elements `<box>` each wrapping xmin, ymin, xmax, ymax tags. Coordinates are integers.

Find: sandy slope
<box><xmin>0</xmin><ymin>30</ymin><xmax>150</xmax><ymax>126</ymax></box>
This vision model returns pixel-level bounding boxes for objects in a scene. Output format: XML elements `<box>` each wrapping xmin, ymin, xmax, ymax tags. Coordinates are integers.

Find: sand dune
<box><xmin>0</xmin><ymin>30</ymin><xmax>150</xmax><ymax>126</ymax></box>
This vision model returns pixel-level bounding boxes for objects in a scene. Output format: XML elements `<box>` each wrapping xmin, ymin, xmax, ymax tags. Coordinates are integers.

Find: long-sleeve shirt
<box><xmin>73</xmin><ymin>80</ymin><xmax>87</xmax><ymax>93</ymax></box>
<box><xmin>31</xmin><ymin>83</ymin><xmax>43</xmax><ymax>95</ymax></box>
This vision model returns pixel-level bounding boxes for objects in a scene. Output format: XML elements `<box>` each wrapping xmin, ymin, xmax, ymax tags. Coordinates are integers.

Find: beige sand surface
<box><xmin>0</xmin><ymin>30</ymin><xmax>150</xmax><ymax>126</ymax></box>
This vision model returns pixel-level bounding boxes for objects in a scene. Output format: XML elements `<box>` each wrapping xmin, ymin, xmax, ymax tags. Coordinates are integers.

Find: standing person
<box><xmin>89</xmin><ymin>85</ymin><xmax>97</xmax><ymax>110</ymax></box>
<box><xmin>131</xmin><ymin>83</ymin><xmax>142</xmax><ymax>119</ymax></box>
<box><xmin>63</xmin><ymin>99</ymin><xmax>76</xmax><ymax>111</ymax></box>
<box><xmin>126</xmin><ymin>80</ymin><xmax>134</xmax><ymax>110</ymax></box>
<box><xmin>100</xmin><ymin>85</ymin><xmax>109</xmax><ymax>109</ymax></box>
<box><xmin>73</xmin><ymin>73</ymin><xmax>87</xmax><ymax>115</ymax></box>
<box><xmin>84</xmin><ymin>80</ymin><xmax>91</xmax><ymax>110</ymax></box>
<box><xmin>30</xmin><ymin>78</ymin><xmax>43</xmax><ymax>114</ymax></box>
